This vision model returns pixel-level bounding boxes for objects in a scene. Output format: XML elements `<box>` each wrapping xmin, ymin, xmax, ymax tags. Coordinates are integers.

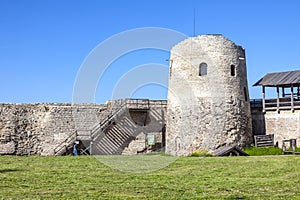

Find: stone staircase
<box><xmin>91</xmin><ymin>115</ymin><xmax>137</xmax><ymax>154</ymax></box>
<box><xmin>53</xmin><ymin>101</ymin><xmax>127</xmax><ymax>155</ymax></box>
<box><xmin>90</xmin><ymin>99</ymin><xmax>150</xmax><ymax>155</ymax></box>
<box><xmin>53</xmin><ymin>99</ymin><xmax>150</xmax><ymax>156</ymax></box>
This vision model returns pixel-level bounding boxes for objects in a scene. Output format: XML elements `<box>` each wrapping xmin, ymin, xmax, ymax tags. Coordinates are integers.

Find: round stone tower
<box><xmin>166</xmin><ymin>34</ymin><xmax>252</xmax><ymax>156</ymax></box>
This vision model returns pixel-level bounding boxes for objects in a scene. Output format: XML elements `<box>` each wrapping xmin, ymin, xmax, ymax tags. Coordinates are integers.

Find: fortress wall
<box><xmin>264</xmin><ymin>110</ymin><xmax>300</xmax><ymax>148</ymax></box>
<box><xmin>0</xmin><ymin>103</ymin><xmax>108</xmax><ymax>155</ymax></box>
<box><xmin>0</xmin><ymin>100</ymin><xmax>167</xmax><ymax>156</ymax></box>
<box><xmin>1</xmin><ymin>98</ymin><xmax>298</xmax><ymax>155</ymax></box>
<box><xmin>251</xmin><ymin>108</ymin><xmax>300</xmax><ymax>148</ymax></box>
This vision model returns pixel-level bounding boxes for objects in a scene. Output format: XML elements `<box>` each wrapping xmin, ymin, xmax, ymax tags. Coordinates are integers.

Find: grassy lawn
<box><xmin>0</xmin><ymin>155</ymin><xmax>300</xmax><ymax>199</ymax></box>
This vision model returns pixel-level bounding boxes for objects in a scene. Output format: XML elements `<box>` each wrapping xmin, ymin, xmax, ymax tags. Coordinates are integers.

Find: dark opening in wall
<box><xmin>199</xmin><ymin>63</ymin><xmax>207</xmax><ymax>76</ymax></box>
<box><xmin>129</xmin><ymin>110</ymin><xmax>150</xmax><ymax>126</ymax></box>
<box><xmin>231</xmin><ymin>65</ymin><xmax>235</xmax><ymax>76</ymax></box>
<box><xmin>244</xmin><ymin>87</ymin><xmax>248</xmax><ymax>101</ymax></box>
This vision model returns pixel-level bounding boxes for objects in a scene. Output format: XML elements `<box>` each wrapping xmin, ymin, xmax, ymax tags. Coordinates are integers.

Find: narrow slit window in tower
<box><xmin>244</xmin><ymin>87</ymin><xmax>248</xmax><ymax>101</ymax></box>
<box><xmin>231</xmin><ymin>65</ymin><xmax>235</xmax><ymax>76</ymax></box>
<box><xmin>199</xmin><ymin>63</ymin><xmax>207</xmax><ymax>76</ymax></box>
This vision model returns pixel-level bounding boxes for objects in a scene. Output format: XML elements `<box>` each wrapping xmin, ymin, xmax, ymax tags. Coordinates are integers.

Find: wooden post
<box><xmin>90</xmin><ymin>141</ymin><xmax>93</xmax><ymax>155</ymax></box>
<box><xmin>291</xmin><ymin>85</ymin><xmax>294</xmax><ymax>112</ymax></box>
<box><xmin>282</xmin><ymin>87</ymin><xmax>285</xmax><ymax>97</ymax></box>
<box><xmin>276</xmin><ymin>86</ymin><xmax>280</xmax><ymax>113</ymax></box>
<box><xmin>262</xmin><ymin>86</ymin><xmax>266</xmax><ymax>112</ymax></box>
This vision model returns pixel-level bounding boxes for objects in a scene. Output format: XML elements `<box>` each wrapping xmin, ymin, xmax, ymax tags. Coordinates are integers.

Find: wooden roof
<box><xmin>212</xmin><ymin>146</ymin><xmax>248</xmax><ymax>157</ymax></box>
<box><xmin>253</xmin><ymin>70</ymin><xmax>300</xmax><ymax>87</ymax></box>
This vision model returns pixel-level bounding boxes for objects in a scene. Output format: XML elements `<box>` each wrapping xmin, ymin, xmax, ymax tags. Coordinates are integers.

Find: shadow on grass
<box><xmin>0</xmin><ymin>168</ymin><xmax>25</xmax><ymax>173</ymax></box>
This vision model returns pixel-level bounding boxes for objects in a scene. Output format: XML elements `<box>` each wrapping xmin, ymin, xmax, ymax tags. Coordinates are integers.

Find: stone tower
<box><xmin>166</xmin><ymin>34</ymin><xmax>252</xmax><ymax>156</ymax></box>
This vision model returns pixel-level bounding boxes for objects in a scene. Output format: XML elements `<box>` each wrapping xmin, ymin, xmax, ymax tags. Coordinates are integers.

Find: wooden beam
<box><xmin>262</xmin><ymin>86</ymin><xmax>266</xmax><ymax>112</ymax></box>
<box><xmin>277</xmin><ymin>86</ymin><xmax>280</xmax><ymax>113</ymax></box>
<box><xmin>291</xmin><ymin>85</ymin><xmax>294</xmax><ymax>112</ymax></box>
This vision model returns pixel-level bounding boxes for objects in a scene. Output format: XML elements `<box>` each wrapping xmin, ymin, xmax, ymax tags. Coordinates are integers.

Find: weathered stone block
<box><xmin>0</xmin><ymin>141</ymin><xmax>15</xmax><ymax>154</ymax></box>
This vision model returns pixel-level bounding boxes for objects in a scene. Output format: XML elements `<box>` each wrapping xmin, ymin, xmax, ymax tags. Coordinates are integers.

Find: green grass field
<box><xmin>1</xmin><ymin>155</ymin><xmax>300</xmax><ymax>199</ymax></box>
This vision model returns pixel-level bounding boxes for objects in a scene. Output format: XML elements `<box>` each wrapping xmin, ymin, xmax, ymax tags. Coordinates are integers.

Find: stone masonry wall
<box><xmin>263</xmin><ymin>110</ymin><xmax>300</xmax><ymax>148</ymax></box>
<box><xmin>250</xmin><ymin>108</ymin><xmax>300</xmax><ymax>148</ymax></box>
<box><xmin>0</xmin><ymin>103</ymin><xmax>109</xmax><ymax>155</ymax></box>
<box><xmin>166</xmin><ymin>35</ymin><xmax>253</xmax><ymax>156</ymax></box>
<box><xmin>0</xmin><ymin>100</ymin><xmax>167</xmax><ymax>156</ymax></box>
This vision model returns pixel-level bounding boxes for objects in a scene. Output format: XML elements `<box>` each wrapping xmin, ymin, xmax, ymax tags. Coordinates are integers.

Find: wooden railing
<box><xmin>53</xmin><ymin>101</ymin><xmax>128</xmax><ymax>156</ymax></box>
<box><xmin>250</xmin><ymin>99</ymin><xmax>263</xmax><ymax>109</ymax></box>
<box><xmin>125</xmin><ymin>98</ymin><xmax>150</xmax><ymax>110</ymax></box>
<box><xmin>254</xmin><ymin>134</ymin><xmax>274</xmax><ymax>148</ymax></box>
<box><xmin>53</xmin><ymin>131</ymin><xmax>77</xmax><ymax>156</ymax></box>
<box><xmin>90</xmin><ymin>101</ymin><xmax>127</xmax><ymax>141</ymax></box>
<box><xmin>53</xmin><ymin>98</ymin><xmax>155</xmax><ymax>156</ymax></box>
<box><xmin>264</xmin><ymin>97</ymin><xmax>300</xmax><ymax>111</ymax></box>
<box><xmin>90</xmin><ymin>98</ymin><xmax>151</xmax><ymax>140</ymax></box>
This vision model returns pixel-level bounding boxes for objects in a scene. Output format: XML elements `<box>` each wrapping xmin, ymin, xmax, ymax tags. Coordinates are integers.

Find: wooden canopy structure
<box><xmin>212</xmin><ymin>146</ymin><xmax>248</xmax><ymax>156</ymax></box>
<box><xmin>253</xmin><ymin>70</ymin><xmax>300</xmax><ymax>112</ymax></box>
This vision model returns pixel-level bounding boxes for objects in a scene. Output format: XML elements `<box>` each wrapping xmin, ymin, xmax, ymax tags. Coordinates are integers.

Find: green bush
<box><xmin>191</xmin><ymin>149</ymin><xmax>213</xmax><ymax>157</ymax></box>
<box><xmin>244</xmin><ymin>146</ymin><xmax>283</xmax><ymax>156</ymax></box>
<box><xmin>285</xmin><ymin>147</ymin><xmax>300</xmax><ymax>152</ymax></box>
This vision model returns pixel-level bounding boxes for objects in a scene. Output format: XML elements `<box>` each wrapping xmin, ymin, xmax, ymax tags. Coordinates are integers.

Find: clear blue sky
<box><xmin>1</xmin><ymin>0</ymin><xmax>300</xmax><ymax>103</ymax></box>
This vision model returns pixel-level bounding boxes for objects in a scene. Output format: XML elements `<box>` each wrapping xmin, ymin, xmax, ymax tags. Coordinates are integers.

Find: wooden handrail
<box><xmin>53</xmin><ymin>131</ymin><xmax>77</xmax><ymax>155</ymax></box>
<box><xmin>90</xmin><ymin>101</ymin><xmax>127</xmax><ymax>140</ymax></box>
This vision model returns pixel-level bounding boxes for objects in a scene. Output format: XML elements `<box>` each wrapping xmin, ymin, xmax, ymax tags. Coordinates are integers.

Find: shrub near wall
<box><xmin>244</xmin><ymin>146</ymin><xmax>283</xmax><ymax>156</ymax></box>
<box><xmin>191</xmin><ymin>149</ymin><xmax>213</xmax><ymax>157</ymax></box>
